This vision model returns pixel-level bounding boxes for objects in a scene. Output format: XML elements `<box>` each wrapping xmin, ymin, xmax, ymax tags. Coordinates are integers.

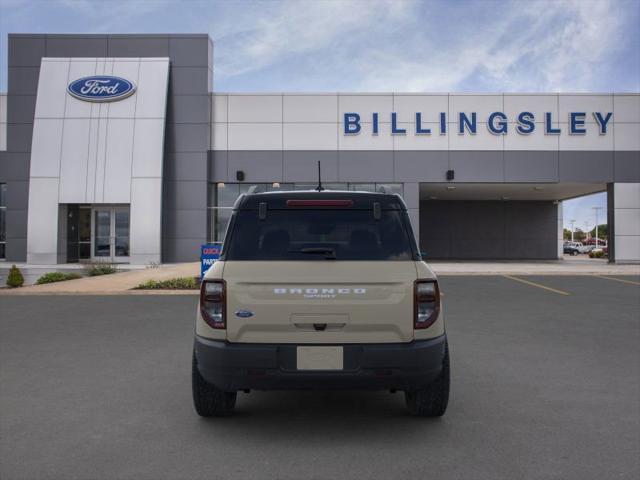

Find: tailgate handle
<box><xmin>293</xmin><ymin>322</ymin><xmax>346</xmax><ymax>331</ymax></box>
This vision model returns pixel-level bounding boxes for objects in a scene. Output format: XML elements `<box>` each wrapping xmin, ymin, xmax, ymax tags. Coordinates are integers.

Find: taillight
<box><xmin>200</xmin><ymin>280</ymin><xmax>226</xmax><ymax>329</ymax></box>
<box><xmin>414</xmin><ymin>280</ymin><xmax>440</xmax><ymax>329</ymax></box>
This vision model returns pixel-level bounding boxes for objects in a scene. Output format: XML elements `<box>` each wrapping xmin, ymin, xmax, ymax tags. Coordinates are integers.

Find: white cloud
<box><xmin>212</xmin><ymin>0</ymin><xmax>413</xmax><ymax>79</ymax></box>
<box><xmin>346</xmin><ymin>0</ymin><xmax>629</xmax><ymax>92</ymax></box>
<box><xmin>0</xmin><ymin>0</ymin><xmax>635</xmax><ymax>92</ymax></box>
<box><xmin>212</xmin><ymin>0</ymin><xmax>635</xmax><ymax>92</ymax></box>
<box><xmin>55</xmin><ymin>0</ymin><xmax>173</xmax><ymax>32</ymax></box>
<box><xmin>478</xmin><ymin>0</ymin><xmax>627</xmax><ymax>92</ymax></box>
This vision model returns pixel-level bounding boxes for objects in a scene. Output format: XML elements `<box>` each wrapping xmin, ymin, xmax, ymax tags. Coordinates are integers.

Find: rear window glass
<box><xmin>224</xmin><ymin>209</ymin><xmax>415</xmax><ymax>261</ymax></box>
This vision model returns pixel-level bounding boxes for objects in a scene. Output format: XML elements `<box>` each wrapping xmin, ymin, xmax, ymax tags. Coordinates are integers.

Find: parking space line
<box><xmin>593</xmin><ymin>275</ymin><xmax>640</xmax><ymax>286</ymax></box>
<box><xmin>502</xmin><ymin>275</ymin><xmax>570</xmax><ymax>296</ymax></box>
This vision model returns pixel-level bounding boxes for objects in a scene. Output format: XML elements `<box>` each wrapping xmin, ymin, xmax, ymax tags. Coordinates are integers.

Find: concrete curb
<box><xmin>430</xmin><ymin>271</ymin><xmax>640</xmax><ymax>276</ymax></box>
<box><xmin>0</xmin><ymin>262</ymin><xmax>201</xmax><ymax>295</ymax></box>
<box><xmin>1</xmin><ymin>260</ymin><xmax>637</xmax><ymax>295</ymax></box>
<box><xmin>2</xmin><ymin>273</ymin><xmax>639</xmax><ymax>295</ymax></box>
<box><xmin>0</xmin><ymin>288</ymin><xmax>200</xmax><ymax>297</ymax></box>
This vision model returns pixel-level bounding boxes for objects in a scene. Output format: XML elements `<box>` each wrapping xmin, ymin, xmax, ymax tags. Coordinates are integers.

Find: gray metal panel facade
<box><xmin>419</xmin><ymin>201</ymin><xmax>559</xmax><ymax>260</ymax></box>
<box><xmin>614</xmin><ymin>151</ymin><xmax>640</xmax><ymax>182</ymax></box>
<box><xmin>209</xmin><ymin>150</ymin><xmax>635</xmax><ymax>185</ymax></box>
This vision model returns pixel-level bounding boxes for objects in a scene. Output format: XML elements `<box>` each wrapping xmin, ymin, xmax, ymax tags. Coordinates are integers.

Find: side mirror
<box><xmin>420</xmin><ymin>251</ymin><xmax>428</xmax><ymax>258</ymax></box>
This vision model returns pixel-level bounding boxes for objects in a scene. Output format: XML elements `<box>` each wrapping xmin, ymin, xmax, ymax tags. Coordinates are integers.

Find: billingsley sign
<box><xmin>343</xmin><ymin>111</ymin><xmax>613</xmax><ymax>136</ymax></box>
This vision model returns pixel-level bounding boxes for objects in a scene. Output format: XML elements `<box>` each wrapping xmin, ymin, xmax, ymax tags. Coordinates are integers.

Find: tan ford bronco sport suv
<box><xmin>192</xmin><ymin>188</ymin><xmax>449</xmax><ymax>417</ymax></box>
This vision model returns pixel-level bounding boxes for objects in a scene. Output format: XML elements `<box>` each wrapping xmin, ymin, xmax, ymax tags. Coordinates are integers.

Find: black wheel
<box><xmin>405</xmin><ymin>341</ymin><xmax>450</xmax><ymax>417</ymax></box>
<box><xmin>192</xmin><ymin>351</ymin><xmax>237</xmax><ymax>417</ymax></box>
<box><xmin>572</xmin><ymin>250</ymin><xmax>579</xmax><ymax>256</ymax></box>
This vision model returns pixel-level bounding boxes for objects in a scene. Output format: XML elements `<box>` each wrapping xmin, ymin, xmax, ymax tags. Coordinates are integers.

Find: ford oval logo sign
<box><xmin>67</xmin><ymin>76</ymin><xmax>136</xmax><ymax>102</ymax></box>
<box><xmin>235</xmin><ymin>310</ymin><xmax>254</xmax><ymax>318</ymax></box>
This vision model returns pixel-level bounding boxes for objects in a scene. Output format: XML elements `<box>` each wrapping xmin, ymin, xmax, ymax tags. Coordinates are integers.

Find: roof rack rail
<box><xmin>377</xmin><ymin>184</ymin><xmax>395</xmax><ymax>195</ymax></box>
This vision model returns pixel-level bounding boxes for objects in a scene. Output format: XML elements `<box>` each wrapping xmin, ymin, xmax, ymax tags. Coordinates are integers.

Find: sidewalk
<box><xmin>0</xmin><ymin>263</ymin><xmax>200</xmax><ymax>295</ymax></box>
<box><xmin>1</xmin><ymin>259</ymin><xmax>638</xmax><ymax>295</ymax></box>
<box><xmin>428</xmin><ymin>258</ymin><xmax>640</xmax><ymax>276</ymax></box>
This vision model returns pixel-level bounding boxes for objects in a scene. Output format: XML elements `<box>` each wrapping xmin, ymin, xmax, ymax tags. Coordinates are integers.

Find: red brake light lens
<box><xmin>414</xmin><ymin>280</ymin><xmax>440</xmax><ymax>329</ymax></box>
<box><xmin>200</xmin><ymin>280</ymin><xmax>226</xmax><ymax>329</ymax></box>
<box><xmin>286</xmin><ymin>199</ymin><xmax>354</xmax><ymax>207</ymax></box>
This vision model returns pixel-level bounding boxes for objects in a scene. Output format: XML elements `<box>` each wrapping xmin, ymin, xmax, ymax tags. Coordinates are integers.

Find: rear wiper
<box><xmin>288</xmin><ymin>247</ymin><xmax>337</xmax><ymax>259</ymax></box>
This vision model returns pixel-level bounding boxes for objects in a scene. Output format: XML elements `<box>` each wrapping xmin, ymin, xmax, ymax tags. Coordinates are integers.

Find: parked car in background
<box><xmin>563</xmin><ymin>243</ymin><xmax>581</xmax><ymax>256</ymax></box>
<box><xmin>580</xmin><ymin>244</ymin><xmax>596</xmax><ymax>254</ymax></box>
<box><xmin>563</xmin><ymin>242</ymin><xmax>584</xmax><ymax>255</ymax></box>
<box><xmin>584</xmin><ymin>238</ymin><xmax>607</xmax><ymax>246</ymax></box>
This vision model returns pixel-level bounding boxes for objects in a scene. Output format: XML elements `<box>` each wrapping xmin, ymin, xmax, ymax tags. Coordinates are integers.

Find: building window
<box><xmin>206</xmin><ymin>182</ymin><xmax>403</xmax><ymax>243</ymax></box>
<box><xmin>0</xmin><ymin>183</ymin><xmax>6</xmax><ymax>259</ymax></box>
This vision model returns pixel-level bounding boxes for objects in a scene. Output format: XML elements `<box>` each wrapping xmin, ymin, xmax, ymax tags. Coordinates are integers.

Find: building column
<box><xmin>403</xmin><ymin>182</ymin><xmax>420</xmax><ymax>245</ymax></box>
<box><xmin>26</xmin><ymin>178</ymin><xmax>60</xmax><ymax>265</ymax></box>
<box><xmin>557</xmin><ymin>201</ymin><xmax>564</xmax><ymax>259</ymax></box>
<box><xmin>130</xmin><ymin>179</ymin><xmax>163</xmax><ymax>265</ymax></box>
<box><xmin>608</xmin><ymin>183</ymin><xmax>640</xmax><ymax>263</ymax></box>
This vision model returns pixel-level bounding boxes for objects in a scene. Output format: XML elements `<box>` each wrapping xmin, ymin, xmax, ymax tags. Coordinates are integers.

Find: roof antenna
<box><xmin>316</xmin><ymin>160</ymin><xmax>324</xmax><ymax>192</ymax></box>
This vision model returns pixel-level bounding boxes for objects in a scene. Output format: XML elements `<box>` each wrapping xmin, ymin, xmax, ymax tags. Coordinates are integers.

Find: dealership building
<box><xmin>0</xmin><ymin>33</ymin><xmax>638</xmax><ymax>265</ymax></box>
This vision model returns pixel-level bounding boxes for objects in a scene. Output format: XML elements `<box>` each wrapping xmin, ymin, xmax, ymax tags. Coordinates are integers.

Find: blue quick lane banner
<box><xmin>201</xmin><ymin>244</ymin><xmax>222</xmax><ymax>280</ymax></box>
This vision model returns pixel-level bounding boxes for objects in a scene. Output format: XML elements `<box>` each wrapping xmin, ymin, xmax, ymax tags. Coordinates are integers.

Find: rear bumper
<box><xmin>194</xmin><ymin>335</ymin><xmax>447</xmax><ymax>392</ymax></box>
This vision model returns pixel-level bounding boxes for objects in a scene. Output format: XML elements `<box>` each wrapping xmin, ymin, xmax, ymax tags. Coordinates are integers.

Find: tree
<box><xmin>573</xmin><ymin>228</ymin><xmax>586</xmax><ymax>242</ymax></box>
<box><xmin>589</xmin><ymin>224</ymin><xmax>608</xmax><ymax>240</ymax></box>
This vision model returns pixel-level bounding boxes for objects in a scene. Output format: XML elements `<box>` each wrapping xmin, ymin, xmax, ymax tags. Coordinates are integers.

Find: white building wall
<box><xmin>211</xmin><ymin>93</ymin><xmax>640</xmax><ymax>153</ymax></box>
<box><xmin>26</xmin><ymin>57</ymin><xmax>169</xmax><ymax>264</ymax></box>
<box><xmin>613</xmin><ymin>183</ymin><xmax>640</xmax><ymax>263</ymax></box>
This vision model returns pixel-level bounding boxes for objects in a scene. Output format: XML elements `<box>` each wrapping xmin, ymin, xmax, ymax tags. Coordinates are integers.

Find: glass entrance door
<box><xmin>94</xmin><ymin>209</ymin><xmax>111</xmax><ymax>259</ymax></box>
<box><xmin>113</xmin><ymin>208</ymin><xmax>130</xmax><ymax>260</ymax></box>
<box><xmin>66</xmin><ymin>205</ymin><xmax>92</xmax><ymax>262</ymax></box>
<box><xmin>92</xmin><ymin>206</ymin><xmax>130</xmax><ymax>262</ymax></box>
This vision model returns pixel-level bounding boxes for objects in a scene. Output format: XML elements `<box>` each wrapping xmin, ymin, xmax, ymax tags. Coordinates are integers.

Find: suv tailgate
<box><xmin>224</xmin><ymin>261</ymin><xmax>416</xmax><ymax>344</ymax></box>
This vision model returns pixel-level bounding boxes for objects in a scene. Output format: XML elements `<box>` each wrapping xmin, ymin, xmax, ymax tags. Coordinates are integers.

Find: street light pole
<box><xmin>570</xmin><ymin>219</ymin><xmax>576</xmax><ymax>242</ymax></box>
<box><xmin>584</xmin><ymin>221</ymin><xmax>590</xmax><ymax>243</ymax></box>
<box><xmin>592</xmin><ymin>206</ymin><xmax>603</xmax><ymax>248</ymax></box>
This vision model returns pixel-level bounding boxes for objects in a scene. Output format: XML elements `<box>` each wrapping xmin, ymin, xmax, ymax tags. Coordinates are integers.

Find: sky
<box><xmin>1</xmin><ymin>0</ymin><xmax>638</xmax><ymax>228</ymax></box>
<box><xmin>563</xmin><ymin>191</ymin><xmax>606</xmax><ymax>234</ymax></box>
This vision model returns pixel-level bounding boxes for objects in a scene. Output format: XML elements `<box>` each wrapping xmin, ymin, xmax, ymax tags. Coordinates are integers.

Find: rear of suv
<box><xmin>192</xmin><ymin>189</ymin><xmax>450</xmax><ymax>417</ymax></box>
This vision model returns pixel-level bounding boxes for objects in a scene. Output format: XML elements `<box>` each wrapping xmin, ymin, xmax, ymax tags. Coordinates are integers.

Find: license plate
<box><xmin>296</xmin><ymin>346</ymin><xmax>343</xmax><ymax>370</ymax></box>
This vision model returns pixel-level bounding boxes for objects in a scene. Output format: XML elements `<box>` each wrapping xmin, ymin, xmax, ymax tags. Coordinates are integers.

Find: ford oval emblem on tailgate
<box><xmin>235</xmin><ymin>310</ymin><xmax>254</xmax><ymax>318</ymax></box>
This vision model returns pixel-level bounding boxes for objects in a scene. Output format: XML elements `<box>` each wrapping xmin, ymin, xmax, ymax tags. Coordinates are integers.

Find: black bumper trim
<box><xmin>194</xmin><ymin>335</ymin><xmax>447</xmax><ymax>392</ymax></box>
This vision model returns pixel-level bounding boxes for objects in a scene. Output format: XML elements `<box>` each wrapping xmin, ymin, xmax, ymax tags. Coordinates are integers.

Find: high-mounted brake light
<box><xmin>200</xmin><ymin>280</ymin><xmax>226</xmax><ymax>329</ymax></box>
<box><xmin>286</xmin><ymin>199</ymin><xmax>354</xmax><ymax>207</ymax></box>
<box><xmin>414</xmin><ymin>280</ymin><xmax>440</xmax><ymax>329</ymax></box>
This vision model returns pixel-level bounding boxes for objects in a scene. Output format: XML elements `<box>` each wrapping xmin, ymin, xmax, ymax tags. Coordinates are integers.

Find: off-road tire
<box><xmin>405</xmin><ymin>340</ymin><xmax>450</xmax><ymax>417</ymax></box>
<box><xmin>192</xmin><ymin>351</ymin><xmax>237</xmax><ymax>417</ymax></box>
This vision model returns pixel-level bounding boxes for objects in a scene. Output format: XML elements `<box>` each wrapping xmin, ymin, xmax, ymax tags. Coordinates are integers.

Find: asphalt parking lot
<box><xmin>1</xmin><ymin>275</ymin><xmax>639</xmax><ymax>480</ymax></box>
